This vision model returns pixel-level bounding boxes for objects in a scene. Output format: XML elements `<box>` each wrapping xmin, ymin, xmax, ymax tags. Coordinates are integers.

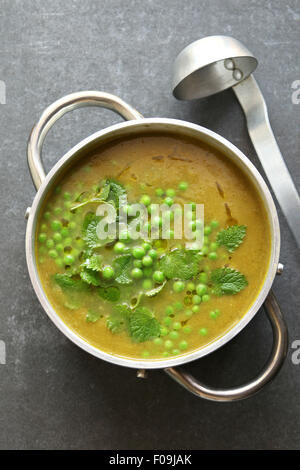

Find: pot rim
<box><xmin>25</xmin><ymin>117</ymin><xmax>280</xmax><ymax>369</ymax></box>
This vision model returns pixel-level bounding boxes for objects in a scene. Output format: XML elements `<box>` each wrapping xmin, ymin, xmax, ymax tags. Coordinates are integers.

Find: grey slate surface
<box><xmin>0</xmin><ymin>0</ymin><xmax>300</xmax><ymax>450</ymax></box>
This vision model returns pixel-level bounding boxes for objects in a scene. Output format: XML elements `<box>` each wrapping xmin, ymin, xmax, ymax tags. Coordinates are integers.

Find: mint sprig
<box><xmin>216</xmin><ymin>225</ymin><xmax>247</xmax><ymax>252</ymax></box>
<box><xmin>211</xmin><ymin>267</ymin><xmax>248</xmax><ymax>295</ymax></box>
<box><xmin>159</xmin><ymin>249</ymin><xmax>200</xmax><ymax>280</ymax></box>
<box><xmin>129</xmin><ymin>307</ymin><xmax>160</xmax><ymax>342</ymax></box>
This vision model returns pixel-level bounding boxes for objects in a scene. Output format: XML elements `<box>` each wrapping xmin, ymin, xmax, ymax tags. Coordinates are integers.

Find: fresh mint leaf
<box><xmin>86</xmin><ymin>309</ymin><xmax>102</xmax><ymax>323</ymax></box>
<box><xmin>113</xmin><ymin>254</ymin><xmax>133</xmax><ymax>285</ymax></box>
<box><xmin>217</xmin><ymin>225</ymin><xmax>247</xmax><ymax>252</ymax></box>
<box><xmin>145</xmin><ymin>280</ymin><xmax>167</xmax><ymax>297</ymax></box>
<box><xmin>105</xmin><ymin>179</ymin><xmax>126</xmax><ymax>209</ymax></box>
<box><xmin>81</xmin><ymin>254</ymin><xmax>103</xmax><ymax>271</ymax></box>
<box><xmin>106</xmin><ymin>304</ymin><xmax>131</xmax><ymax>333</ymax></box>
<box><xmin>211</xmin><ymin>267</ymin><xmax>248</xmax><ymax>295</ymax></box>
<box><xmin>83</xmin><ymin>213</ymin><xmax>115</xmax><ymax>249</ymax></box>
<box><xmin>97</xmin><ymin>285</ymin><xmax>120</xmax><ymax>302</ymax></box>
<box><xmin>129</xmin><ymin>307</ymin><xmax>160</xmax><ymax>342</ymax></box>
<box><xmin>159</xmin><ymin>249</ymin><xmax>200</xmax><ymax>280</ymax></box>
<box><xmin>54</xmin><ymin>273</ymin><xmax>88</xmax><ymax>291</ymax></box>
<box><xmin>80</xmin><ymin>268</ymin><xmax>101</xmax><ymax>286</ymax></box>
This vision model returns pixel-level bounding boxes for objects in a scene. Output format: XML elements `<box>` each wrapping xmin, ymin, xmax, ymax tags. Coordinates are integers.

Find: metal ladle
<box><xmin>172</xmin><ymin>35</ymin><xmax>300</xmax><ymax>248</ymax></box>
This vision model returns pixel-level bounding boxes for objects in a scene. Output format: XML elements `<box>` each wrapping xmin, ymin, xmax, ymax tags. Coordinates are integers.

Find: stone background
<box><xmin>0</xmin><ymin>0</ymin><xmax>299</xmax><ymax>449</ymax></box>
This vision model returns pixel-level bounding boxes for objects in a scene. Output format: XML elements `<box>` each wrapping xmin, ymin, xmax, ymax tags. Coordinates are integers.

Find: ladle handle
<box><xmin>165</xmin><ymin>290</ymin><xmax>288</xmax><ymax>402</ymax></box>
<box><xmin>27</xmin><ymin>91</ymin><xmax>142</xmax><ymax>190</ymax></box>
<box><xmin>233</xmin><ymin>75</ymin><xmax>300</xmax><ymax>248</ymax></box>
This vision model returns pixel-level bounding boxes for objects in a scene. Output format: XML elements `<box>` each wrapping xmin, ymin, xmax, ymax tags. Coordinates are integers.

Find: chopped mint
<box><xmin>80</xmin><ymin>268</ymin><xmax>101</xmax><ymax>286</ymax></box>
<box><xmin>145</xmin><ymin>280</ymin><xmax>167</xmax><ymax>297</ymax></box>
<box><xmin>216</xmin><ymin>225</ymin><xmax>247</xmax><ymax>252</ymax></box>
<box><xmin>211</xmin><ymin>267</ymin><xmax>248</xmax><ymax>295</ymax></box>
<box><xmin>86</xmin><ymin>309</ymin><xmax>102</xmax><ymax>323</ymax></box>
<box><xmin>113</xmin><ymin>254</ymin><xmax>133</xmax><ymax>285</ymax></box>
<box><xmin>106</xmin><ymin>304</ymin><xmax>131</xmax><ymax>333</ymax></box>
<box><xmin>129</xmin><ymin>307</ymin><xmax>160</xmax><ymax>342</ymax></box>
<box><xmin>159</xmin><ymin>249</ymin><xmax>200</xmax><ymax>280</ymax></box>
<box><xmin>54</xmin><ymin>273</ymin><xmax>88</xmax><ymax>291</ymax></box>
<box><xmin>81</xmin><ymin>254</ymin><xmax>103</xmax><ymax>271</ymax></box>
<box><xmin>97</xmin><ymin>285</ymin><xmax>120</xmax><ymax>302</ymax></box>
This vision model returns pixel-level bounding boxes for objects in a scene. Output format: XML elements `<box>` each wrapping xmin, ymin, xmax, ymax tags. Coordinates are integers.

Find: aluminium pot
<box><xmin>25</xmin><ymin>91</ymin><xmax>288</xmax><ymax>402</ymax></box>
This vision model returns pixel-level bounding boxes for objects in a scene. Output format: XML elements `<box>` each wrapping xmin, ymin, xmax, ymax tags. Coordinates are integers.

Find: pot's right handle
<box><xmin>165</xmin><ymin>290</ymin><xmax>288</xmax><ymax>402</ymax></box>
<box><xmin>27</xmin><ymin>91</ymin><xmax>143</xmax><ymax>191</ymax></box>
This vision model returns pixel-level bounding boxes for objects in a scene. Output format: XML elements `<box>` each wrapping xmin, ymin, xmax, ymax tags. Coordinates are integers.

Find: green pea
<box><xmin>53</xmin><ymin>207</ymin><xmax>62</xmax><ymax>216</ymax></box>
<box><xmin>142</xmin><ymin>279</ymin><xmax>153</xmax><ymax>290</ymax></box>
<box><xmin>210</xmin><ymin>310</ymin><xmax>219</xmax><ymax>319</ymax></box>
<box><xmin>169</xmin><ymin>331</ymin><xmax>179</xmax><ymax>340</ymax></box>
<box><xmin>164</xmin><ymin>196</ymin><xmax>174</xmax><ymax>206</ymax></box>
<box><xmin>173</xmin><ymin>280</ymin><xmax>185</xmax><ymax>293</ymax></box>
<box><xmin>165</xmin><ymin>305</ymin><xmax>174</xmax><ymax>316</ymax></box>
<box><xmin>46</xmin><ymin>239</ymin><xmax>54</xmax><ymax>249</ymax></box>
<box><xmin>61</xmin><ymin>227</ymin><xmax>69</xmax><ymax>238</ymax></box>
<box><xmin>208</xmin><ymin>252</ymin><xmax>218</xmax><ymax>260</ymax></box>
<box><xmin>114</xmin><ymin>242</ymin><xmax>126</xmax><ymax>254</ymax></box>
<box><xmin>210</xmin><ymin>242</ymin><xmax>218</xmax><ymax>251</ymax></box>
<box><xmin>162</xmin><ymin>210</ymin><xmax>174</xmax><ymax>222</ymax></box>
<box><xmin>142</xmin><ymin>242</ymin><xmax>151</xmax><ymax>252</ymax></box>
<box><xmin>64</xmin><ymin>237</ymin><xmax>72</xmax><ymax>247</ymax></box>
<box><xmin>200</xmin><ymin>246</ymin><xmax>209</xmax><ymax>255</ymax></box>
<box><xmin>163</xmin><ymin>317</ymin><xmax>172</xmax><ymax>326</ymax></box>
<box><xmin>48</xmin><ymin>249</ymin><xmax>58</xmax><ymax>259</ymax></box>
<box><xmin>131</xmin><ymin>268</ymin><xmax>143</xmax><ymax>279</ymax></box>
<box><xmin>155</xmin><ymin>188</ymin><xmax>164</xmax><ymax>197</ymax></box>
<box><xmin>210</xmin><ymin>220</ymin><xmax>219</xmax><ymax>229</ymax></box>
<box><xmin>166</xmin><ymin>188</ymin><xmax>176</xmax><ymax>197</ymax></box>
<box><xmin>183</xmin><ymin>326</ymin><xmax>192</xmax><ymax>334</ymax></box>
<box><xmin>140</xmin><ymin>194</ymin><xmax>151</xmax><ymax>206</ymax></box>
<box><xmin>142</xmin><ymin>255</ymin><xmax>153</xmax><ymax>266</ymax></box>
<box><xmin>53</xmin><ymin>232</ymin><xmax>62</xmax><ymax>242</ymax></box>
<box><xmin>41</xmin><ymin>223</ymin><xmax>47</xmax><ymax>231</ymax></box>
<box><xmin>186</xmin><ymin>282</ymin><xmax>195</xmax><ymax>292</ymax></box>
<box><xmin>204</xmin><ymin>225</ymin><xmax>212</xmax><ymax>235</ymax></box>
<box><xmin>134</xmin><ymin>259</ymin><xmax>143</xmax><ymax>268</ymax></box>
<box><xmin>202</xmin><ymin>294</ymin><xmax>210</xmax><ymax>302</ymax></box>
<box><xmin>189</xmin><ymin>202</ymin><xmax>196</xmax><ymax>211</ymax></box>
<box><xmin>148</xmin><ymin>249</ymin><xmax>158</xmax><ymax>260</ymax></box>
<box><xmin>143</xmin><ymin>267</ymin><xmax>153</xmax><ymax>278</ymax></box>
<box><xmin>199</xmin><ymin>328</ymin><xmax>208</xmax><ymax>336</ymax></box>
<box><xmin>64</xmin><ymin>201</ymin><xmax>72</xmax><ymax>209</ymax></box>
<box><xmin>164</xmin><ymin>340</ymin><xmax>173</xmax><ymax>350</ymax></box>
<box><xmin>43</xmin><ymin>211</ymin><xmax>51</xmax><ymax>220</ymax></box>
<box><xmin>178</xmin><ymin>181</ymin><xmax>188</xmax><ymax>191</ymax></box>
<box><xmin>203</xmin><ymin>236</ymin><xmax>209</xmax><ymax>245</ymax></box>
<box><xmin>174</xmin><ymin>301</ymin><xmax>183</xmax><ymax>311</ymax></box>
<box><xmin>160</xmin><ymin>327</ymin><xmax>169</xmax><ymax>336</ymax></box>
<box><xmin>133</xmin><ymin>246</ymin><xmax>146</xmax><ymax>259</ymax></box>
<box><xmin>142</xmin><ymin>351</ymin><xmax>150</xmax><ymax>358</ymax></box>
<box><xmin>64</xmin><ymin>254</ymin><xmax>75</xmax><ymax>265</ymax></box>
<box><xmin>154</xmin><ymin>337</ymin><xmax>163</xmax><ymax>346</ymax></box>
<box><xmin>152</xmin><ymin>215</ymin><xmax>162</xmax><ymax>228</ymax></box>
<box><xmin>69</xmin><ymin>221</ymin><xmax>76</xmax><ymax>231</ymax></box>
<box><xmin>119</xmin><ymin>230</ymin><xmax>131</xmax><ymax>242</ymax></box>
<box><xmin>63</xmin><ymin>192</ymin><xmax>72</xmax><ymax>200</ymax></box>
<box><xmin>56</xmin><ymin>243</ymin><xmax>64</xmax><ymax>253</ymax></box>
<box><xmin>162</xmin><ymin>351</ymin><xmax>169</xmax><ymax>357</ymax></box>
<box><xmin>38</xmin><ymin>233</ymin><xmax>47</xmax><ymax>243</ymax></box>
<box><xmin>199</xmin><ymin>272</ymin><xmax>208</xmax><ymax>283</ymax></box>
<box><xmin>153</xmin><ymin>270</ymin><xmax>165</xmax><ymax>283</ymax></box>
<box><xmin>192</xmin><ymin>305</ymin><xmax>200</xmax><ymax>313</ymax></box>
<box><xmin>192</xmin><ymin>295</ymin><xmax>202</xmax><ymax>305</ymax></box>
<box><xmin>166</xmin><ymin>229</ymin><xmax>175</xmax><ymax>239</ymax></box>
<box><xmin>55</xmin><ymin>258</ymin><xmax>64</xmax><ymax>268</ymax></box>
<box><xmin>179</xmin><ymin>340</ymin><xmax>188</xmax><ymax>350</ymax></box>
<box><xmin>173</xmin><ymin>321</ymin><xmax>181</xmax><ymax>330</ymax></box>
<box><xmin>196</xmin><ymin>283</ymin><xmax>207</xmax><ymax>296</ymax></box>
<box><xmin>185</xmin><ymin>310</ymin><xmax>193</xmax><ymax>318</ymax></box>
<box><xmin>102</xmin><ymin>266</ymin><xmax>115</xmax><ymax>279</ymax></box>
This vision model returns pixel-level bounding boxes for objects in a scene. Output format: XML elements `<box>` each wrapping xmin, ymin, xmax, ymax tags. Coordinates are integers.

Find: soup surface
<box><xmin>36</xmin><ymin>133</ymin><xmax>271</xmax><ymax>360</ymax></box>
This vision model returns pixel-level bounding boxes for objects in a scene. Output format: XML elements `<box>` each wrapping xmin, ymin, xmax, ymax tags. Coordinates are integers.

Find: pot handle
<box><xmin>27</xmin><ymin>91</ymin><xmax>143</xmax><ymax>190</ymax></box>
<box><xmin>165</xmin><ymin>290</ymin><xmax>288</xmax><ymax>402</ymax></box>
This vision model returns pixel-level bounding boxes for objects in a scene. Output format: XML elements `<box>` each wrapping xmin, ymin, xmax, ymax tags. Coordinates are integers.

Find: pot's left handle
<box><xmin>27</xmin><ymin>91</ymin><xmax>143</xmax><ymax>190</ymax></box>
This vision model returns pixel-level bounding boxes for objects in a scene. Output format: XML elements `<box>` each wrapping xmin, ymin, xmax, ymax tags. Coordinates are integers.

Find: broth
<box><xmin>36</xmin><ymin>133</ymin><xmax>271</xmax><ymax>360</ymax></box>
